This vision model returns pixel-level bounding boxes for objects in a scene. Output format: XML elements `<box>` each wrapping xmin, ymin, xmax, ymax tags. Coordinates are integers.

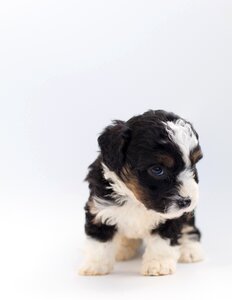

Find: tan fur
<box><xmin>115</xmin><ymin>235</ymin><xmax>141</xmax><ymax>261</ymax></box>
<box><xmin>157</xmin><ymin>154</ymin><xmax>175</xmax><ymax>168</ymax></box>
<box><xmin>122</xmin><ymin>166</ymin><xmax>152</xmax><ymax>207</ymax></box>
<box><xmin>79</xmin><ymin>268</ymin><xmax>111</xmax><ymax>276</ymax></box>
<box><xmin>190</xmin><ymin>148</ymin><xmax>203</xmax><ymax>164</ymax></box>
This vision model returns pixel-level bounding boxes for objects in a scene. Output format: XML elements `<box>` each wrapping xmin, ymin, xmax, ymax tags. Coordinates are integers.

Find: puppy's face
<box><xmin>98</xmin><ymin>110</ymin><xmax>203</xmax><ymax>219</ymax></box>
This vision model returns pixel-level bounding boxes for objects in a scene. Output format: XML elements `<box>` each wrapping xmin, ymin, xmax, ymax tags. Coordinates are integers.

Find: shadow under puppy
<box><xmin>79</xmin><ymin>110</ymin><xmax>204</xmax><ymax>276</ymax></box>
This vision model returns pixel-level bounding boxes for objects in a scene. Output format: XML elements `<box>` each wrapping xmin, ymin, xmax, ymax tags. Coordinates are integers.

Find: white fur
<box><xmin>102</xmin><ymin>163</ymin><xmax>138</xmax><ymax>205</ymax></box>
<box><xmin>178</xmin><ymin>169</ymin><xmax>199</xmax><ymax>210</ymax></box>
<box><xmin>165</xmin><ymin>204</ymin><xmax>190</xmax><ymax>219</ymax></box>
<box><xmin>141</xmin><ymin>235</ymin><xmax>180</xmax><ymax>275</ymax></box>
<box><xmin>164</xmin><ymin>119</ymin><xmax>200</xmax><ymax>212</ymax></box>
<box><xmin>167</xmin><ymin>169</ymin><xmax>199</xmax><ymax>216</ymax></box>
<box><xmin>179</xmin><ymin>230</ymin><xmax>204</xmax><ymax>263</ymax></box>
<box><xmin>91</xmin><ymin>164</ymin><xmax>165</xmax><ymax>239</ymax></box>
<box><xmin>93</xmin><ymin>194</ymin><xmax>165</xmax><ymax>239</ymax></box>
<box><xmin>79</xmin><ymin>238</ymin><xmax>116</xmax><ymax>275</ymax></box>
<box><xmin>165</xmin><ymin>119</ymin><xmax>198</xmax><ymax>166</ymax></box>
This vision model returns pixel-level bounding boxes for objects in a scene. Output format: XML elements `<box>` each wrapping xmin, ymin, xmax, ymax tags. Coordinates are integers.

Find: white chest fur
<box><xmin>90</xmin><ymin>163</ymin><xmax>166</xmax><ymax>239</ymax></box>
<box><xmin>93</xmin><ymin>197</ymin><xmax>165</xmax><ymax>239</ymax></box>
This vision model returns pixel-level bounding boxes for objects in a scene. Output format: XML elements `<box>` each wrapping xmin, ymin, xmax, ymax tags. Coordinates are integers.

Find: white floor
<box><xmin>1</xmin><ymin>190</ymin><xmax>231</xmax><ymax>300</ymax></box>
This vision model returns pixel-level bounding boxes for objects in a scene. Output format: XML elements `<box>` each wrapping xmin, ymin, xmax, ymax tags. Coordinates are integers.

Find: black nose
<box><xmin>177</xmin><ymin>198</ymin><xmax>191</xmax><ymax>209</ymax></box>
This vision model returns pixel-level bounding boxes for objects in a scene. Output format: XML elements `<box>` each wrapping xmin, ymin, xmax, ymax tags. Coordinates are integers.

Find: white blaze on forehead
<box><xmin>165</xmin><ymin>119</ymin><xmax>198</xmax><ymax>166</ymax></box>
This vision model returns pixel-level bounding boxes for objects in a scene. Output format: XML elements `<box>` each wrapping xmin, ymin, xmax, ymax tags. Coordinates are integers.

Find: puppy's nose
<box><xmin>177</xmin><ymin>198</ymin><xmax>191</xmax><ymax>209</ymax></box>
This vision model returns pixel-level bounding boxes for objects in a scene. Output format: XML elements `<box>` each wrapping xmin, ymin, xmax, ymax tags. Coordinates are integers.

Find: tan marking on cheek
<box><xmin>121</xmin><ymin>167</ymin><xmax>149</xmax><ymax>206</ymax></box>
<box><xmin>126</xmin><ymin>180</ymin><xmax>143</xmax><ymax>202</ymax></box>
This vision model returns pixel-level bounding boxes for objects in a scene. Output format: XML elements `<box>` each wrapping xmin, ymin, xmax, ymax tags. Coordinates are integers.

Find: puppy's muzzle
<box><xmin>176</xmin><ymin>197</ymin><xmax>191</xmax><ymax>209</ymax></box>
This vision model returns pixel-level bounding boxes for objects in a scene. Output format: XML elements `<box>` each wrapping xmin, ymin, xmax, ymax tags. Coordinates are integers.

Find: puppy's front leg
<box><xmin>141</xmin><ymin>234</ymin><xmax>179</xmax><ymax>276</ymax></box>
<box><xmin>79</xmin><ymin>237</ymin><xmax>116</xmax><ymax>276</ymax></box>
<box><xmin>79</xmin><ymin>208</ymin><xmax>117</xmax><ymax>276</ymax></box>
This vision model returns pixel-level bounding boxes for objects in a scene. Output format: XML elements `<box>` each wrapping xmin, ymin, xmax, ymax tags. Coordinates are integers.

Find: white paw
<box><xmin>79</xmin><ymin>260</ymin><xmax>113</xmax><ymax>276</ymax></box>
<box><xmin>179</xmin><ymin>242</ymin><xmax>204</xmax><ymax>263</ymax></box>
<box><xmin>141</xmin><ymin>258</ymin><xmax>176</xmax><ymax>276</ymax></box>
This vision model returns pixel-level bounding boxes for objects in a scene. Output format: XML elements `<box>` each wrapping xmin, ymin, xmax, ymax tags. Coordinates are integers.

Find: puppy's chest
<box><xmin>97</xmin><ymin>200</ymin><xmax>165</xmax><ymax>239</ymax></box>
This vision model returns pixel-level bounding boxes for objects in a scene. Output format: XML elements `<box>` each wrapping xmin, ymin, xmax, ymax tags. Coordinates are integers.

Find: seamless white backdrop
<box><xmin>0</xmin><ymin>1</ymin><xmax>232</xmax><ymax>299</ymax></box>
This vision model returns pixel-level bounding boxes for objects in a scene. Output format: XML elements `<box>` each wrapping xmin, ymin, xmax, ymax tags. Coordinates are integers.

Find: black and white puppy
<box><xmin>80</xmin><ymin>110</ymin><xmax>204</xmax><ymax>276</ymax></box>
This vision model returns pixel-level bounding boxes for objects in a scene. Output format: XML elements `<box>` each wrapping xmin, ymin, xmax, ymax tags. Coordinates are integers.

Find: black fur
<box><xmin>84</xmin><ymin>203</ymin><xmax>117</xmax><ymax>242</ymax></box>
<box><xmin>152</xmin><ymin>213</ymin><xmax>201</xmax><ymax>246</ymax></box>
<box><xmin>85</xmin><ymin>156</ymin><xmax>114</xmax><ymax>201</ymax></box>
<box><xmin>98</xmin><ymin>120</ymin><xmax>131</xmax><ymax>173</ymax></box>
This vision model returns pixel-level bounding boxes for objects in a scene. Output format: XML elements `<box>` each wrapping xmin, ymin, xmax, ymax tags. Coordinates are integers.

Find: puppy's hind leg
<box><xmin>115</xmin><ymin>235</ymin><xmax>141</xmax><ymax>261</ymax></box>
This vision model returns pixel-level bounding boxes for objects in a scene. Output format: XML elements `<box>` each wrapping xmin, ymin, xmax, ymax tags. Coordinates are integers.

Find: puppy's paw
<box><xmin>179</xmin><ymin>242</ymin><xmax>204</xmax><ymax>263</ymax></box>
<box><xmin>141</xmin><ymin>258</ymin><xmax>176</xmax><ymax>276</ymax></box>
<box><xmin>79</xmin><ymin>260</ymin><xmax>113</xmax><ymax>276</ymax></box>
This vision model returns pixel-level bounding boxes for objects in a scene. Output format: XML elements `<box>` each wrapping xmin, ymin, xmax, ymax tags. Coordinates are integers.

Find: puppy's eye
<box><xmin>149</xmin><ymin>166</ymin><xmax>165</xmax><ymax>177</ymax></box>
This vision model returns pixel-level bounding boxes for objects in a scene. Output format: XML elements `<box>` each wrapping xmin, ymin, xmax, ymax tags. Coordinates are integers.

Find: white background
<box><xmin>0</xmin><ymin>0</ymin><xmax>232</xmax><ymax>299</ymax></box>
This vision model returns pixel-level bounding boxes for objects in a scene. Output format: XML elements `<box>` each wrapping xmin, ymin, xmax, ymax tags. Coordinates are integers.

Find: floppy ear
<box><xmin>98</xmin><ymin>120</ymin><xmax>131</xmax><ymax>172</ymax></box>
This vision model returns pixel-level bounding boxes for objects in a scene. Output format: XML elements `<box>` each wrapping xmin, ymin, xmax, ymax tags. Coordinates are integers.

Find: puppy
<box><xmin>79</xmin><ymin>110</ymin><xmax>204</xmax><ymax>276</ymax></box>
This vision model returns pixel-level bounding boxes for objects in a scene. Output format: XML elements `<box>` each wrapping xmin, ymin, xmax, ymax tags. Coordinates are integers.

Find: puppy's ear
<box><xmin>98</xmin><ymin>120</ymin><xmax>131</xmax><ymax>172</ymax></box>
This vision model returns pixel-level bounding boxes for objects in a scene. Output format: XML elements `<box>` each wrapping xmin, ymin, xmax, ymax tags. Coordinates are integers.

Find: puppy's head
<box><xmin>98</xmin><ymin>110</ymin><xmax>203</xmax><ymax>219</ymax></box>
